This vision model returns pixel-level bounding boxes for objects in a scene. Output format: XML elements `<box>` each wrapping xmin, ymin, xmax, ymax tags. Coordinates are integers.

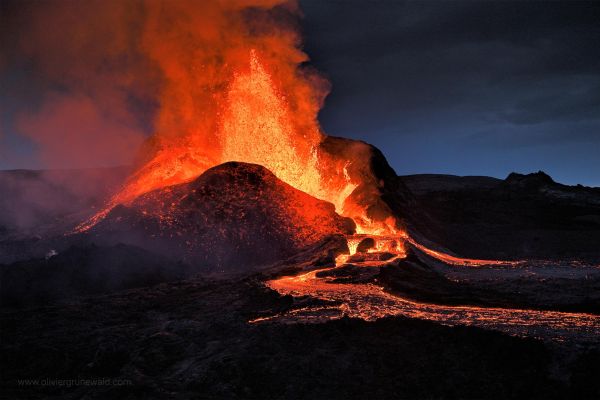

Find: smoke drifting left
<box><xmin>3</xmin><ymin>0</ymin><xmax>158</xmax><ymax>168</ymax></box>
<box><xmin>3</xmin><ymin>0</ymin><xmax>317</xmax><ymax>170</ymax></box>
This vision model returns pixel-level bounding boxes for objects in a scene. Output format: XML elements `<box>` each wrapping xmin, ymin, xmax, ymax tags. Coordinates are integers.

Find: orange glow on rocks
<box><xmin>76</xmin><ymin>48</ymin><xmax>394</xmax><ymax>236</ymax></box>
<box><xmin>69</xmin><ymin>0</ymin><xmax>403</xmax><ymax>240</ymax></box>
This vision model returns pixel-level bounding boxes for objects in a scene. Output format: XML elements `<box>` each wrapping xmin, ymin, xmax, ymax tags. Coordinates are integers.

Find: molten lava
<box><xmin>70</xmin><ymin>3</ymin><xmax>513</xmax><ymax>269</ymax></box>
<box><xmin>221</xmin><ymin>50</ymin><xmax>324</xmax><ymax>200</ymax></box>
<box><xmin>75</xmin><ymin>49</ymin><xmax>520</xmax><ymax>272</ymax></box>
<box><xmin>260</xmin><ymin>264</ymin><xmax>600</xmax><ymax>344</ymax></box>
<box><xmin>76</xmin><ymin>50</ymin><xmax>384</xmax><ymax>235</ymax></box>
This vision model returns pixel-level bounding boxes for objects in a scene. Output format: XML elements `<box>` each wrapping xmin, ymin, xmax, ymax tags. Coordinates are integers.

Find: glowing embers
<box><xmin>220</xmin><ymin>50</ymin><xmax>324</xmax><ymax>200</ymax></box>
<box><xmin>336</xmin><ymin>234</ymin><xmax>408</xmax><ymax>266</ymax></box>
<box><xmin>263</xmin><ymin>268</ymin><xmax>600</xmax><ymax>344</ymax></box>
<box><xmin>407</xmin><ymin>238</ymin><xmax>523</xmax><ymax>267</ymax></box>
<box><xmin>74</xmin><ymin>50</ymin><xmax>400</xmax><ymax>240</ymax></box>
<box><xmin>347</xmin><ymin>234</ymin><xmax>406</xmax><ymax>255</ymax></box>
<box><xmin>76</xmin><ymin>50</ymin><xmax>349</xmax><ymax>233</ymax></box>
<box><xmin>346</xmin><ymin>236</ymin><xmax>362</xmax><ymax>256</ymax></box>
<box><xmin>334</xmin><ymin>233</ymin><xmax>522</xmax><ymax>269</ymax></box>
<box><xmin>354</xmin><ymin>216</ymin><xmax>399</xmax><ymax>236</ymax></box>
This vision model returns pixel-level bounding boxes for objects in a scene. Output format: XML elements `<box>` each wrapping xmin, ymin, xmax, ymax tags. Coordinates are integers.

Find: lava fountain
<box><xmin>73</xmin><ymin>1</ymin><xmax>504</xmax><ymax>267</ymax></box>
<box><xmin>76</xmin><ymin>48</ymin><xmax>385</xmax><ymax>236</ymax></box>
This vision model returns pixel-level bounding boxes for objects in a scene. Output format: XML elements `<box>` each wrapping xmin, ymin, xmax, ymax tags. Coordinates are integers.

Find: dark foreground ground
<box><xmin>1</xmin><ymin>169</ymin><xmax>599</xmax><ymax>399</ymax></box>
<box><xmin>1</xmin><ymin>276</ymin><xmax>599</xmax><ymax>400</ymax></box>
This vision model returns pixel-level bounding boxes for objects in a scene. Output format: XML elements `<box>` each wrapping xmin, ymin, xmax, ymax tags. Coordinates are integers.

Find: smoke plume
<box><xmin>4</xmin><ymin>0</ymin><xmax>327</xmax><ymax>171</ymax></box>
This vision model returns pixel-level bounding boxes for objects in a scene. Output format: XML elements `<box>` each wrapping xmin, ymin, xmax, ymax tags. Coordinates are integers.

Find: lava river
<box><xmin>253</xmin><ymin>236</ymin><xmax>600</xmax><ymax>345</ymax></box>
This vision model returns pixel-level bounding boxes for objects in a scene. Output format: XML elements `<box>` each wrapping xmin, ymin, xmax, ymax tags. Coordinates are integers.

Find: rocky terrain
<box><xmin>381</xmin><ymin>246</ymin><xmax>600</xmax><ymax>314</ymax></box>
<box><xmin>1</xmin><ymin>157</ymin><xmax>600</xmax><ymax>399</ymax></box>
<box><xmin>0</xmin><ymin>162</ymin><xmax>354</xmax><ymax>268</ymax></box>
<box><xmin>400</xmin><ymin>171</ymin><xmax>600</xmax><ymax>262</ymax></box>
<box><xmin>0</xmin><ymin>244</ymin><xmax>192</xmax><ymax>309</ymax></box>
<box><xmin>86</xmin><ymin>162</ymin><xmax>354</xmax><ymax>270</ymax></box>
<box><xmin>2</xmin><ymin>276</ymin><xmax>599</xmax><ymax>400</ymax></box>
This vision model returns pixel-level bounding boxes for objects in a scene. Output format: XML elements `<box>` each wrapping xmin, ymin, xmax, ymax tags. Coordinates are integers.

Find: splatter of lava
<box><xmin>76</xmin><ymin>49</ymin><xmax>385</xmax><ymax>236</ymax></box>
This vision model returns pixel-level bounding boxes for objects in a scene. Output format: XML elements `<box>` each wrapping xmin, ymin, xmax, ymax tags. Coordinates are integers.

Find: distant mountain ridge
<box><xmin>2</xmin><ymin>159</ymin><xmax>599</xmax><ymax>264</ymax></box>
<box><xmin>400</xmin><ymin>170</ymin><xmax>598</xmax><ymax>195</ymax></box>
<box><xmin>399</xmin><ymin>170</ymin><xmax>600</xmax><ymax>261</ymax></box>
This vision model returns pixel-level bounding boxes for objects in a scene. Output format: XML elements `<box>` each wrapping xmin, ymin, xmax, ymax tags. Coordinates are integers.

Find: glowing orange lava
<box><xmin>258</xmin><ymin>253</ymin><xmax>600</xmax><ymax>344</ymax></box>
<box><xmin>76</xmin><ymin>50</ymin><xmax>389</xmax><ymax>235</ymax></box>
<box><xmin>221</xmin><ymin>50</ymin><xmax>323</xmax><ymax>199</ymax></box>
<box><xmin>74</xmin><ymin>51</ymin><xmax>510</xmax><ymax>272</ymax></box>
<box><xmin>335</xmin><ymin>234</ymin><xmax>516</xmax><ymax>269</ymax></box>
<box><xmin>407</xmin><ymin>238</ymin><xmax>522</xmax><ymax>267</ymax></box>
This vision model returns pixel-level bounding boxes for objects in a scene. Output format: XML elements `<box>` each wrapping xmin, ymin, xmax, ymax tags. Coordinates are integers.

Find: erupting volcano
<box><xmin>2</xmin><ymin>1</ymin><xmax>600</xmax><ymax>398</ymax></box>
<box><xmin>71</xmin><ymin>1</ymin><xmax>538</xmax><ymax>275</ymax></box>
<box><xmin>77</xmin><ymin>47</ymin><xmax>400</xmax><ymax>240</ymax></box>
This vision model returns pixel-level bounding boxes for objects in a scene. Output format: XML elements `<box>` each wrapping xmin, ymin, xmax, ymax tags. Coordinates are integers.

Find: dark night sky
<box><xmin>301</xmin><ymin>0</ymin><xmax>600</xmax><ymax>186</ymax></box>
<box><xmin>1</xmin><ymin>0</ymin><xmax>599</xmax><ymax>186</ymax></box>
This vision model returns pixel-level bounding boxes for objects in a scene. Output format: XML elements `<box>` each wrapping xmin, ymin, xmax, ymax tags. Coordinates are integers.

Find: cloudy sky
<box><xmin>301</xmin><ymin>0</ymin><xmax>600</xmax><ymax>186</ymax></box>
<box><xmin>1</xmin><ymin>0</ymin><xmax>599</xmax><ymax>186</ymax></box>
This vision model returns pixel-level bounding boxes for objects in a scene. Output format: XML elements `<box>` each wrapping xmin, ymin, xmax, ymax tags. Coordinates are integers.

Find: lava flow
<box><xmin>338</xmin><ymin>234</ymin><xmax>521</xmax><ymax>268</ymax></box>
<box><xmin>256</xmin><ymin>239</ymin><xmax>600</xmax><ymax>345</ymax></box>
